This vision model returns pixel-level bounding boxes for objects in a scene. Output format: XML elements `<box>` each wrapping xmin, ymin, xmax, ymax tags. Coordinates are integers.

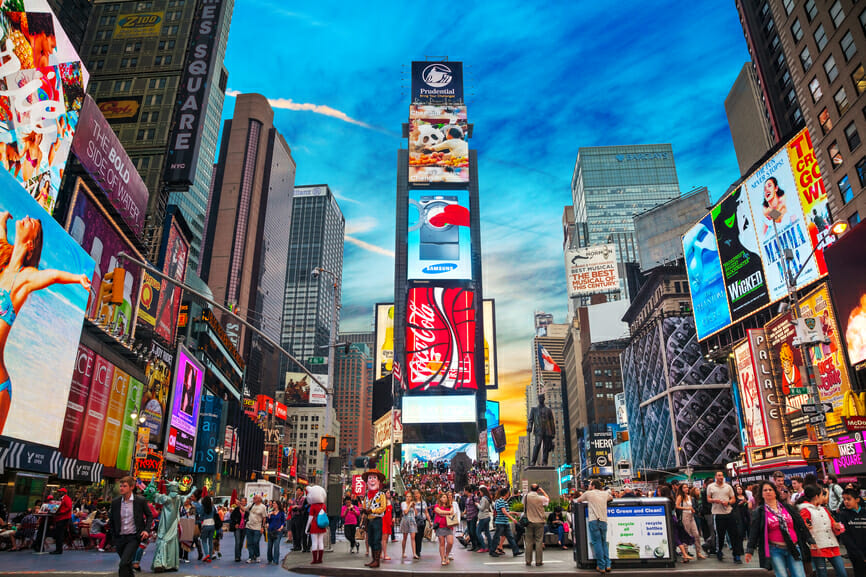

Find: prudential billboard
<box><xmin>407</xmin><ymin>190</ymin><xmax>472</xmax><ymax>280</ymax></box>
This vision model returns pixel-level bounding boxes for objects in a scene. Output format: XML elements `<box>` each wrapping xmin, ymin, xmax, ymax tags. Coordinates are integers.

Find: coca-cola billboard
<box><xmin>406</xmin><ymin>287</ymin><xmax>477</xmax><ymax>390</ymax></box>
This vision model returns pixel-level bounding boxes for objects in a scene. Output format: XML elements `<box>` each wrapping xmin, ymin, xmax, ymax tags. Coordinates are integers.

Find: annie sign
<box><xmin>564</xmin><ymin>244</ymin><xmax>619</xmax><ymax>298</ymax></box>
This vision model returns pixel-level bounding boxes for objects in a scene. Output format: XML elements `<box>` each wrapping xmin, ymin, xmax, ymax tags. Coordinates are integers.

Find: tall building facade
<box><xmin>726</xmin><ymin>63</ymin><xmax>777</xmax><ymax>174</ymax></box>
<box><xmin>284</xmin><ymin>406</ymin><xmax>340</xmax><ymax>486</ymax></box>
<box><xmin>755</xmin><ymin>0</ymin><xmax>866</xmax><ymax>226</ymax></box>
<box><xmin>201</xmin><ymin>93</ymin><xmax>296</xmax><ymax>393</ymax></box>
<box><xmin>333</xmin><ymin>343</ymin><xmax>373</xmax><ymax>461</ymax></box>
<box><xmin>633</xmin><ymin>187</ymin><xmax>711</xmax><ymax>272</ymax></box>
<box><xmin>281</xmin><ymin>185</ymin><xmax>345</xmax><ymax>373</ymax></box>
<box><xmin>81</xmin><ymin>0</ymin><xmax>233</xmax><ymax>265</ymax></box>
<box><xmin>735</xmin><ymin>0</ymin><xmax>805</xmax><ymax>144</ymax></box>
<box><xmin>48</xmin><ymin>0</ymin><xmax>94</xmax><ymax>52</ymax></box>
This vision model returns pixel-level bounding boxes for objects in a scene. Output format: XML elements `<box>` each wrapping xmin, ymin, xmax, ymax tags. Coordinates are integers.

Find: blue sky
<box><xmin>221</xmin><ymin>0</ymin><xmax>751</xmax><ymax>463</ymax></box>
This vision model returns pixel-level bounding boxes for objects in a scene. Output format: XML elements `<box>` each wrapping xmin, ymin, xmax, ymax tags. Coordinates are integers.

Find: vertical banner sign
<box><xmin>164</xmin><ymin>0</ymin><xmax>227</xmax><ymax>186</ymax></box>
<box><xmin>78</xmin><ymin>355</ymin><xmax>114</xmax><ymax>463</ymax></box>
<box><xmin>711</xmin><ymin>187</ymin><xmax>770</xmax><ymax>319</ymax></box>
<box><xmin>787</xmin><ymin>129</ymin><xmax>834</xmax><ymax>274</ymax></box>
<box><xmin>374</xmin><ymin>303</ymin><xmax>394</xmax><ymax>380</ymax></box>
<box><xmin>59</xmin><ymin>345</ymin><xmax>96</xmax><ymax>458</ymax></box>
<box><xmin>683</xmin><ymin>213</ymin><xmax>731</xmax><ymax>340</ymax></box>
<box><xmin>193</xmin><ymin>394</ymin><xmax>223</xmax><ymax>474</ymax></box>
<box><xmin>154</xmin><ymin>215</ymin><xmax>189</xmax><ymax>344</ymax></box>
<box><xmin>483</xmin><ymin>299</ymin><xmax>499</xmax><ymax>390</ymax></box>
<box><xmin>135</xmin><ymin>426</ymin><xmax>150</xmax><ymax>459</ymax></box>
<box><xmin>765</xmin><ymin>314</ymin><xmax>810</xmax><ymax>440</ymax></box>
<box><xmin>139</xmin><ymin>341</ymin><xmax>173</xmax><ymax>443</ymax></box>
<box><xmin>734</xmin><ymin>340</ymin><xmax>768</xmax><ymax>447</ymax></box>
<box><xmin>99</xmin><ymin>367</ymin><xmax>131</xmax><ymax>467</ymax></box>
<box><xmin>747</xmin><ymin>330</ymin><xmax>786</xmax><ymax>446</ymax></box>
<box><xmin>165</xmin><ymin>345</ymin><xmax>205</xmax><ymax>467</ymax></box>
<box><xmin>116</xmin><ymin>377</ymin><xmax>145</xmax><ymax>470</ymax></box>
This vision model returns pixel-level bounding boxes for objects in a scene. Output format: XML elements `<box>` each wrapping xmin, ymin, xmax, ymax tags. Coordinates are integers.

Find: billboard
<box><xmin>113</xmin><ymin>12</ymin><xmax>163</xmax><ymax>38</ymax></box>
<box><xmin>564</xmin><ymin>244</ymin><xmax>619</xmax><ymax>298</ymax></box>
<box><xmin>72</xmin><ymin>97</ymin><xmax>148</xmax><ymax>234</ymax></box>
<box><xmin>408</xmin><ymin>105</ymin><xmax>469</xmax><ymax>183</ymax></box>
<box><xmin>153</xmin><ymin>214</ymin><xmax>188</xmax><ymax>343</ymax></box>
<box><xmin>137</xmin><ymin>271</ymin><xmax>160</xmax><ymax>326</ymax></box>
<box><xmin>59</xmin><ymin>344</ymin><xmax>95</xmax><ymax>458</ymax></box>
<box><xmin>192</xmin><ymin>394</ymin><xmax>222</xmax><ymax>474</ymax></box>
<box><xmin>683</xmin><ymin>213</ymin><xmax>731</xmax><ymax>340</ymax></box>
<box><xmin>0</xmin><ymin>4</ymin><xmax>87</xmax><ymax>216</ymax></box>
<box><xmin>114</xmin><ymin>374</ymin><xmax>144</xmax><ymax>470</ymax></box>
<box><xmin>411</xmin><ymin>61</ymin><xmax>463</xmax><ymax>105</ymax></box>
<box><xmin>734</xmin><ymin>338</ymin><xmax>768</xmax><ymax>447</ymax></box>
<box><xmin>67</xmin><ymin>180</ymin><xmax>141</xmax><ymax>341</ymax></box>
<box><xmin>711</xmin><ymin>187</ymin><xmax>770</xmax><ymax>319</ymax></box>
<box><xmin>284</xmin><ymin>372</ymin><xmax>327</xmax><ymax>405</ymax></box>
<box><xmin>407</xmin><ymin>189</ymin><xmax>472</xmax><ymax>280</ymax></box>
<box><xmin>405</xmin><ymin>286</ymin><xmax>476</xmax><ymax>391</ymax></box>
<box><xmin>77</xmin><ymin>354</ymin><xmax>112</xmax><ymax>462</ymax></box>
<box><xmin>0</xmin><ymin>169</ymin><xmax>93</xmax><ymax>444</ymax></box>
<box><xmin>824</xmin><ymin>220</ymin><xmax>866</xmax><ymax>368</ymax></box>
<box><xmin>485</xmin><ymin>400</ymin><xmax>499</xmax><ymax>464</ymax></box>
<box><xmin>164</xmin><ymin>0</ymin><xmax>228</xmax><ymax>185</ymax></box>
<box><xmin>165</xmin><ymin>345</ymin><xmax>204</xmax><ymax>467</ymax></box>
<box><xmin>402</xmin><ymin>395</ymin><xmax>475</xmax><ymax>423</ymax></box>
<box><xmin>614</xmin><ymin>392</ymin><xmax>628</xmax><ymax>428</ymax></box>
<box><xmin>743</xmin><ymin>141</ymin><xmax>819</xmax><ymax>302</ymax></box>
<box><xmin>374</xmin><ymin>303</ymin><xmax>394</xmax><ymax>380</ymax></box>
<box><xmin>139</xmin><ymin>340</ymin><xmax>173</xmax><ymax>443</ymax></box>
<box><xmin>765</xmin><ymin>312</ymin><xmax>811</xmax><ymax>440</ymax></box>
<box><xmin>483</xmin><ymin>299</ymin><xmax>498</xmax><ymax>389</ymax></box>
<box><xmin>402</xmin><ymin>442</ymin><xmax>476</xmax><ymax>464</ymax></box>
<box><xmin>96</xmin><ymin>96</ymin><xmax>142</xmax><ymax>124</ymax></box>
<box><xmin>588</xmin><ymin>431</ymin><xmax>613</xmax><ymax>469</ymax></box>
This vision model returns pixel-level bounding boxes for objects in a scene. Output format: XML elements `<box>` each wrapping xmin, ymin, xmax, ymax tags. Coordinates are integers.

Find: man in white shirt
<box><xmin>706</xmin><ymin>471</ymin><xmax>742</xmax><ymax>563</ymax></box>
<box><xmin>577</xmin><ymin>480</ymin><xmax>613</xmax><ymax>573</ymax></box>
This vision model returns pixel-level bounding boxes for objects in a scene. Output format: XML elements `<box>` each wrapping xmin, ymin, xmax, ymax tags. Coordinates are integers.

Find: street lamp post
<box><xmin>311</xmin><ymin>267</ymin><xmax>339</xmax><ymax>489</ymax></box>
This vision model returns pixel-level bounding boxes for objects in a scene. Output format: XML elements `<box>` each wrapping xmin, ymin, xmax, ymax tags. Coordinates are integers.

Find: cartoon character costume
<box><xmin>304</xmin><ymin>485</ymin><xmax>327</xmax><ymax>565</ymax></box>
<box><xmin>362</xmin><ymin>469</ymin><xmax>387</xmax><ymax>568</ymax></box>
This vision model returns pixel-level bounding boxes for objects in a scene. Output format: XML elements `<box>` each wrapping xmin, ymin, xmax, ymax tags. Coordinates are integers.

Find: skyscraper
<box><xmin>201</xmin><ymin>93</ymin><xmax>296</xmax><ymax>393</ymax></box>
<box><xmin>725</xmin><ymin>63</ymin><xmax>777</xmax><ymax>175</ymax></box>
<box><xmin>81</xmin><ymin>0</ymin><xmax>233</xmax><ymax>266</ymax></box>
<box><xmin>281</xmin><ymin>185</ymin><xmax>345</xmax><ymax>373</ymax></box>
<box><xmin>333</xmin><ymin>343</ymin><xmax>373</xmax><ymax>461</ymax></box>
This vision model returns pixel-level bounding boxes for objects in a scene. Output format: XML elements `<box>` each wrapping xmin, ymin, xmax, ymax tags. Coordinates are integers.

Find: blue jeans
<box><xmin>490</xmin><ymin>523</ymin><xmax>519</xmax><ymax>555</ymax></box>
<box><xmin>588</xmin><ymin>520</ymin><xmax>610</xmax><ymax>570</ymax></box>
<box><xmin>812</xmin><ymin>555</ymin><xmax>846</xmax><ymax>577</ymax></box>
<box><xmin>769</xmin><ymin>545</ymin><xmax>806</xmax><ymax>577</ymax></box>
<box><xmin>267</xmin><ymin>530</ymin><xmax>282</xmax><ymax>563</ymax></box>
<box><xmin>476</xmin><ymin>517</ymin><xmax>491</xmax><ymax>550</ymax></box>
<box><xmin>234</xmin><ymin>528</ymin><xmax>245</xmax><ymax>560</ymax></box>
<box><xmin>367</xmin><ymin>517</ymin><xmax>383</xmax><ymax>553</ymax></box>
<box><xmin>200</xmin><ymin>527</ymin><xmax>213</xmax><ymax>558</ymax></box>
<box><xmin>246</xmin><ymin>528</ymin><xmax>262</xmax><ymax>560</ymax></box>
<box><xmin>548</xmin><ymin>524</ymin><xmax>565</xmax><ymax>545</ymax></box>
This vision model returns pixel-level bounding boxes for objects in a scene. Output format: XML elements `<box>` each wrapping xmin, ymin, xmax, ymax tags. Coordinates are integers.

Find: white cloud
<box><xmin>345</xmin><ymin>216</ymin><xmax>379</xmax><ymax>235</ymax></box>
<box><xmin>345</xmin><ymin>235</ymin><xmax>394</xmax><ymax>258</ymax></box>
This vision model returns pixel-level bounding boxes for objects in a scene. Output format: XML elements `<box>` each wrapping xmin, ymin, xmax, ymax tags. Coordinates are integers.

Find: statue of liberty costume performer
<box><xmin>144</xmin><ymin>480</ymin><xmax>196</xmax><ymax>572</ymax></box>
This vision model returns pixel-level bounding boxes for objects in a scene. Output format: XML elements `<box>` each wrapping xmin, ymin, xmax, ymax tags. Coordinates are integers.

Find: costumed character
<box><xmin>144</xmin><ymin>477</ymin><xmax>195</xmax><ymax>572</ymax></box>
<box><xmin>304</xmin><ymin>484</ymin><xmax>327</xmax><ymax>564</ymax></box>
<box><xmin>362</xmin><ymin>469</ymin><xmax>387</xmax><ymax>568</ymax></box>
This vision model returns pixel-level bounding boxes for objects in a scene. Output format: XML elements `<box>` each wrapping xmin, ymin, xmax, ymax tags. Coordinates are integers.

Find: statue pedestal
<box><xmin>519</xmin><ymin>467</ymin><xmax>560</xmax><ymax>497</ymax></box>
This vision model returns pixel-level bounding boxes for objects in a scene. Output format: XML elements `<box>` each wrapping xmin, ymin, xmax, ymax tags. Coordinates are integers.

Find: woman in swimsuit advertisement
<box><xmin>0</xmin><ymin>211</ymin><xmax>90</xmax><ymax>434</ymax></box>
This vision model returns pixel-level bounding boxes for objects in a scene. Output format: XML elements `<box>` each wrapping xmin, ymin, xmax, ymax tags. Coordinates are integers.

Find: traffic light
<box><xmin>801</xmin><ymin>443</ymin><xmax>820</xmax><ymax>460</ymax></box>
<box><xmin>97</xmin><ymin>267</ymin><xmax>125</xmax><ymax>322</ymax></box>
<box><xmin>320</xmin><ymin>435</ymin><xmax>336</xmax><ymax>453</ymax></box>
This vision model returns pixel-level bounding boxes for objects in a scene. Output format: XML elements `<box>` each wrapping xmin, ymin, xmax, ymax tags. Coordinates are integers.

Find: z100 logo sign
<box><xmin>406</xmin><ymin>287</ymin><xmax>476</xmax><ymax>390</ymax></box>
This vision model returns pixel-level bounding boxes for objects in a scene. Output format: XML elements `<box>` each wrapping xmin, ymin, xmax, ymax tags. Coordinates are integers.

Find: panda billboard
<box><xmin>409</xmin><ymin>104</ymin><xmax>469</xmax><ymax>183</ymax></box>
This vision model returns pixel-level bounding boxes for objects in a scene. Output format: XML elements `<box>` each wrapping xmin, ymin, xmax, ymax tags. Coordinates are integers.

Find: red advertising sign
<box><xmin>59</xmin><ymin>345</ymin><xmax>96</xmax><ymax>458</ymax></box>
<box><xmin>275</xmin><ymin>402</ymin><xmax>287</xmax><ymax>421</ymax></box>
<box><xmin>406</xmin><ymin>287</ymin><xmax>477</xmax><ymax>390</ymax></box>
<box><xmin>352</xmin><ymin>474</ymin><xmax>366</xmax><ymax>497</ymax></box>
<box><xmin>78</xmin><ymin>355</ymin><xmax>114</xmax><ymax>462</ymax></box>
<box><xmin>256</xmin><ymin>395</ymin><xmax>274</xmax><ymax>415</ymax></box>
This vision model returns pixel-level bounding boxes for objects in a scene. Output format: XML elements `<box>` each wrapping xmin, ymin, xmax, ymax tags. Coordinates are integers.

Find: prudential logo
<box><xmin>422</xmin><ymin>64</ymin><xmax>453</xmax><ymax>87</ymax></box>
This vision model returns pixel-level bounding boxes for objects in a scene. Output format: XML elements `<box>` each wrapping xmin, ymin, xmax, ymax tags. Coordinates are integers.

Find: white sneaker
<box><xmin>246</xmin><ymin>559</ymin><xmax>255</xmax><ymax>564</ymax></box>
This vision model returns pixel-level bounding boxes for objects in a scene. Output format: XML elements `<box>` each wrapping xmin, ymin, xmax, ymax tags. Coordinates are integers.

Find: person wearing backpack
<box><xmin>825</xmin><ymin>475</ymin><xmax>844</xmax><ymax>517</ymax></box>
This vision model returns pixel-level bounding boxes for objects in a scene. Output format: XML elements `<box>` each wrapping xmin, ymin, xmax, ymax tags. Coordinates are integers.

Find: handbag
<box><xmin>518</xmin><ymin>514</ymin><xmax>530</xmax><ymax>528</ymax></box>
<box><xmin>446</xmin><ymin>510</ymin><xmax>459</xmax><ymax>527</ymax></box>
<box><xmin>424</xmin><ymin>522</ymin><xmax>433</xmax><ymax>540</ymax></box>
<box><xmin>317</xmin><ymin>509</ymin><xmax>329</xmax><ymax>529</ymax></box>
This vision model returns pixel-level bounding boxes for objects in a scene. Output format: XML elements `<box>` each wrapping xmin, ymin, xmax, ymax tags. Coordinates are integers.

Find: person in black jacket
<box><xmin>744</xmin><ymin>481</ymin><xmax>814</xmax><ymax>577</ymax></box>
<box><xmin>109</xmin><ymin>476</ymin><xmax>153</xmax><ymax>577</ymax></box>
<box><xmin>229</xmin><ymin>499</ymin><xmax>247</xmax><ymax>562</ymax></box>
<box><xmin>700</xmin><ymin>478</ymin><xmax>717</xmax><ymax>554</ymax></box>
<box><xmin>837</xmin><ymin>488</ymin><xmax>865</xmax><ymax>577</ymax></box>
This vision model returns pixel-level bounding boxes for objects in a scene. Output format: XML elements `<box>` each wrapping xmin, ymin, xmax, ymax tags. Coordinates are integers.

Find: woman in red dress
<box><xmin>304</xmin><ymin>485</ymin><xmax>328</xmax><ymax>565</ymax></box>
<box><xmin>381</xmin><ymin>493</ymin><xmax>392</xmax><ymax>561</ymax></box>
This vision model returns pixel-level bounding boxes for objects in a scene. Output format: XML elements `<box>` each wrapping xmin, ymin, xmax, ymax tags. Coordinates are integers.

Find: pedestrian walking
<box><xmin>745</xmin><ymin>481</ymin><xmax>814</xmax><ymax>577</ymax></box>
<box><xmin>433</xmin><ymin>493</ymin><xmax>457</xmax><ymax>566</ymax></box>
<box><xmin>796</xmin><ymin>485</ymin><xmax>847</xmax><ymax>577</ymax></box>
<box><xmin>400</xmin><ymin>490</ymin><xmax>418</xmax><ymax>559</ymax></box>
<box><xmin>304</xmin><ymin>485</ymin><xmax>327</xmax><ymax>565</ymax></box>
<box><xmin>462</xmin><ymin>486</ymin><xmax>479</xmax><ymax>551</ymax></box>
<box><xmin>577</xmin><ymin>479</ymin><xmax>613</xmax><ymax>573</ymax></box>
<box><xmin>489</xmin><ymin>487</ymin><xmax>522</xmax><ymax>559</ymax></box>
<box><xmin>411</xmin><ymin>490</ymin><xmax>429</xmax><ymax>558</ymax></box>
<box><xmin>837</xmin><ymin>488</ymin><xmax>865</xmax><ymax>577</ymax></box>
<box><xmin>199</xmin><ymin>496</ymin><xmax>217</xmax><ymax>562</ymax></box>
<box><xmin>245</xmin><ymin>495</ymin><xmax>267</xmax><ymax>563</ymax></box>
<box><xmin>475</xmin><ymin>485</ymin><xmax>493</xmax><ymax>554</ymax></box>
<box><xmin>49</xmin><ymin>488</ymin><xmax>72</xmax><ymax>555</ymax></box>
<box><xmin>341</xmin><ymin>497</ymin><xmax>361</xmax><ymax>554</ymax></box>
<box><xmin>676</xmin><ymin>484</ymin><xmax>707</xmax><ymax>559</ymax></box>
<box><xmin>825</xmin><ymin>475</ymin><xmax>844</xmax><ymax>517</ymax></box>
<box><xmin>708</xmin><ymin>471</ymin><xmax>744</xmax><ymax>563</ymax></box>
<box><xmin>230</xmin><ymin>499</ymin><xmax>247</xmax><ymax>562</ymax></box>
<box><xmin>109</xmin><ymin>476</ymin><xmax>153</xmax><ymax>577</ymax></box>
<box><xmin>290</xmin><ymin>488</ymin><xmax>308</xmax><ymax>553</ymax></box>
<box><xmin>700</xmin><ymin>478</ymin><xmax>717</xmax><ymax>554</ymax></box>
<box><xmin>523</xmin><ymin>483</ymin><xmax>550</xmax><ymax>567</ymax></box>
<box><xmin>266</xmin><ymin>501</ymin><xmax>286</xmax><ymax>565</ymax></box>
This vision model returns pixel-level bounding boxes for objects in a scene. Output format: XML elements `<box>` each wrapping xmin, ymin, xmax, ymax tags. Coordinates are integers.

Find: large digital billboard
<box><xmin>824</xmin><ymin>220</ymin><xmax>866</xmax><ymax>368</ymax></box>
<box><xmin>0</xmin><ymin>3</ymin><xmax>87</xmax><ymax>216</ymax></box>
<box><xmin>765</xmin><ymin>311</ymin><xmax>811</xmax><ymax>440</ymax></box>
<box><xmin>406</xmin><ymin>286</ymin><xmax>476</xmax><ymax>391</ymax></box>
<box><xmin>67</xmin><ymin>179</ymin><xmax>142</xmax><ymax>342</ymax></box>
<box><xmin>374</xmin><ymin>303</ymin><xmax>394</xmax><ymax>380</ymax></box>
<box><xmin>411</xmin><ymin>61</ymin><xmax>463</xmax><ymax>105</ymax></box>
<box><xmin>485</xmin><ymin>400</ymin><xmax>499</xmax><ymax>464</ymax></box>
<box><xmin>152</xmin><ymin>213</ymin><xmax>188</xmax><ymax>343</ymax></box>
<box><xmin>407</xmin><ymin>190</ymin><xmax>471</xmax><ymax>280</ymax></box>
<box><xmin>408</xmin><ymin>105</ymin><xmax>469</xmax><ymax>183</ymax></box>
<box><xmin>564</xmin><ymin>244</ymin><xmax>619</xmax><ymax>298</ymax></box>
<box><xmin>483</xmin><ymin>299</ymin><xmax>498</xmax><ymax>389</ymax></box>
<box><xmin>139</xmin><ymin>340</ymin><xmax>173</xmax><ymax>443</ymax></box>
<box><xmin>711</xmin><ymin>187</ymin><xmax>770</xmax><ymax>319</ymax></box>
<box><xmin>165</xmin><ymin>345</ymin><xmax>204</xmax><ymax>467</ymax></box>
<box><xmin>402</xmin><ymin>395</ymin><xmax>475</xmax><ymax>423</ymax></box>
<box><xmin>683</xmin><ymin>213</ymin><xmax>731</xmax><ymax>340</ymax></box>
<box><xmin>0</xmin><ymin>168</ymin><xmax>93</xmax><ymax>444</ymax></box>
<box><xmin>402</xmin><ymin>442</ymin><xmax>476</xmax><ymax>464</ymax></box>
<box><xmin>284</xmin><ymin>372</ymin><xmax>327</xmax><ymax>405</ymax></box>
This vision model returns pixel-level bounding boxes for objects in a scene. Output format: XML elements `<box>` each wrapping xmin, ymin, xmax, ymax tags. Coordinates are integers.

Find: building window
<box><xmin>849</xmin><ymin>212</ymin><xmax>861</xmax><ymax>226</ymax></box>
<box><xmin>820</xmin><ymin>107</ymin><xmax>834</xmax><ymax>133</ymax></box>
<box><xmin>95</xmin><ymin>30</ymin><xmax>110</xmax><ymax>40</ymax></box>
<box><xmin>765</xmin><ymin>18</ymin><xmax>774</xmax><ymax>35</ymax></box>
<box><xmin>805</xmin><ymin>0</ymin><xmax>818</xmax><ymax>22</ymax></box>
<box><xmin>840</xmin><ymin>175</ymin><xmax>854</xmax><ymax>203</ymax></box>
<box><xmin>124</xmin><ymin>41</ymin><xmax>141</xmax><ymax>53</ymax></box>
<box><xmin>792</xmin><ymin>19</ymin><xmax>803</xmax><ymax>43</ymax></box>
<box><xmin>856</xmin><ymin>157</ymin><xmax>866</xmax><ymax>186</ymax></box>
<box><xmin>105</xmin><ymin>3</ymin><xmax>119</xmax><ymax>12</ymax></box>
<box><xmin>862</xmin><ymin>9</ymin><xmax>866</xmax><ymax>35</ymax></box>
<box><xmin>830</xmin><ymin>142</ymin><xmax>844</xmax><ymax>167</ymax></box>
<box><xmin>163</xmin><ymin>25</ymin><xmax>178</xmax><ymax>35</ymax></box>
<box><xmin>801</xmin><ymin>46</ymin><xmax>813</xmax><ymax>72</ymax></box>
<box><xmin>99</xmin><ymin>15</ymin><xmax>116</xmax><ymax>26</ymax></box>
<box><xmin>846</xmin><ymin>122</ymin><xmax>862</xmax><ymax>151</ymax></box>
<box><xmin>783</xmin><ymin>0</ymin><xmax>795</xmax><ymax>15</ymax></box>
<box><xmin>142</xmin><ymin>111</ymin><xmax>159</xmax><ymax>123</ymax></box>
<box><xmin>781</xmin><ymin>70</ymin><xmax>792</xmax><ymax>87</ymax></box>
<box><xmin>785</xmin><ymin>87</ymin><xmax>797</xmax><ymax>106</ymax></box>
<box><xmin>771</xmin><ymin>35</ymin><xmax>781</xmax><ymax>52</ymax></box>
<box><xmin>93</xmin><ymin>59</ymin><xmax>105</xmax><ymax>71</ymax></box>
<box><xmin>830</xmin><ymin>1</ymin><xmax>845</xmax><ymax>28</ymax></box>
<box><xmin>835</xmin><ymin>86</ymin><xmax>851</xmax><ymax>115</ymax></box>
<box><xmin>155</xmin><ymin>55</ymin><xmax>172</xmax><ymax>65</ymax></box>
<box><xmin>135</xmin><ymin>156</ymin><xmax>150</xmax><ymax>170</ymax></box>
<box><xmin>841</xmin><ymin>31</ymin><xmax>857</xmax><ymax>62</ymax></box>
<box><xmin>809</xmin><ymin>77</ymin><xmax>823</xmax><ymax>102</ymax></box>
<box><xmin>167</xmin><ymin>10</ymin><xmax>182</xmax><ymax>21</ymax></box>
<box><xmin>854</xmin><ymin>65</ymin><xmax>866</xmax><ymax>95</ymax></box>
<box><xmin>776</xmin><ymin>51</ymin><xmax>786</xmax><ymax>71</ymax></box>
<box><xmin>146</xmin><ymin>94</ymin><xmax>163</xmax><ymax>105</ymax></box>
<box><xmin>761</xmin><ymin>2</ymin><xmax>769</xmax><ymax>17</ymax></box>
<box><xmin>120</xmin><ymin>57</ymin><xmax>138</xmax><ymax>68</ymax></box>
<box><xmin>136</xmin><ymin>1</ymin><xmax>153</xmax><ymax>10</ymax></box>
<box><xmin>137</xmin><ymin>128</ymin><xmax>155</xmax><ymax>141</ymax></box>
<box><xmin>158</xmin><ymin>39</ymin><xmax>176</xmax><ymax>50</ymax></box>
<box><xmin>149</xmin><ymin>77</ymin><xmax>167</xmax><ymax>89</ymax></box>
<box><xmin>112</xmin><ymin>79</ymin><xmax>132</xmax><ymax>92</ymax></box>
<box><xmin>814</xmin><ymin>24</ymin><xmax>828</xmax><ymax>51</ymax></box>
<box><xmin>825</xmin><ymin>55</ymin><xmax>839</xmax><ymax>83</ymax></box>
